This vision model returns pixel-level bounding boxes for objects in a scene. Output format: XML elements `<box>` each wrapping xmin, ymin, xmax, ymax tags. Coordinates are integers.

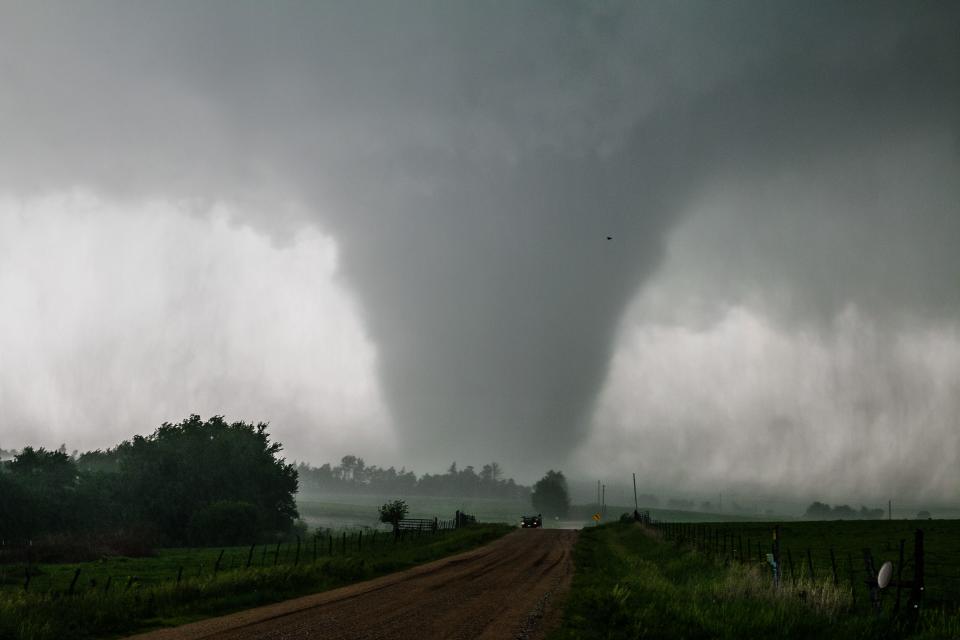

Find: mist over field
<box><xmin>1</xmin><ymin>1</ymin><xmax>958</xmax><ymax>505</ymax></box>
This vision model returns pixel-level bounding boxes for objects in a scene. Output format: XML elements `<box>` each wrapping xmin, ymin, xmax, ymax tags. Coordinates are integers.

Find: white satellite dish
<box><xmin>877</xmin><ymin>561</ymin><xmax>894</xmax><ymax>589</ymax></box>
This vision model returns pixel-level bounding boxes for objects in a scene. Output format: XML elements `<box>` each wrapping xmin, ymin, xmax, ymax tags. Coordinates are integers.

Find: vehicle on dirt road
<box><xmin>520</xmin><ymin>514</ymin><xmax>542</xmax><ymax>528</ymax></box>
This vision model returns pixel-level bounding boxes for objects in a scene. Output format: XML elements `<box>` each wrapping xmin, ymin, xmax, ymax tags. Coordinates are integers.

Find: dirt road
<box><xmin>127</xmin><ymin>528</ymin><xmax>577</xmax><ymax>640</ymax></box>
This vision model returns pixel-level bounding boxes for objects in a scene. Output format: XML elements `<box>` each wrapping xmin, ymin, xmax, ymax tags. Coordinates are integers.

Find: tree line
<box><xmin>803</xmin><ymin>501</ymin><xmax>886</xmax><ymax>520</ymax></box>
<box><xmin>0</xmin><ymin>415</ymin><xmax>299</xmax><ymax>548</ymax></box>
<box><xmin>296</xmin><ymin>457</ymin><xmax>531</xmax><ymax>501</ymax></box>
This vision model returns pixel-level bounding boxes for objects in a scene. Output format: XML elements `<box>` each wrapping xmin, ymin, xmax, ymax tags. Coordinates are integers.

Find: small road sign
<box><xmin>592</xmin><ymin>513</ymin><xmax>601</xmax><ymax>521</ymax></box>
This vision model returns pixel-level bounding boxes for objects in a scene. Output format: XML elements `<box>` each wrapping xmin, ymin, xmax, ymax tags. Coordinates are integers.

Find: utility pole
<box><xmin>597</xmin><ymin>480</ymin><xmax>601</xmax><ymax>509</ymax></box>
<box><xmin>632</xmin><ymin>473</ymin><xmax>639</xmax><ymax>512</ymax></box>
<box><xmin>601</xmin><ymin>484</ymin><xmax>606</xmax><ymax>518</ymax></box>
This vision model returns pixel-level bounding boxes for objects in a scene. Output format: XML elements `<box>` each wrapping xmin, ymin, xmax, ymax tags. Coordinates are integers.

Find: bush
<box><xmin>378</xmin><ymin>499</ymin><xmax>409</xmax><ymax>530</ymax></box>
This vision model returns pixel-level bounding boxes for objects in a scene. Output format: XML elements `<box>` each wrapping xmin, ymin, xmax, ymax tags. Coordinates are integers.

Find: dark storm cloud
<box><xmin>0</xmin><ymin>1</ymin><xmax>957</xmax><ymax>471</ymax></box>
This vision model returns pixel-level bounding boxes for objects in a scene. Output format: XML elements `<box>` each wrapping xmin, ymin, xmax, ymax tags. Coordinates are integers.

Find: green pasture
<box><xmin>572</xmin><ymin>502</ymin><xmax>765</xmax><ymax>525</ymax></box>
<box><xmin>653</xmin><ymin>519</ymin><xmax>960</xmax><ymax>608</ymax></box>
<box><xmin>552</xmin><ymin>522</ymin><xmax>959</xmax><ymax>640</ymax></box>
<box><xmin>0</xmin><ymin>524</ymin><xmax>512</xmax><ymax>640</ymax></box>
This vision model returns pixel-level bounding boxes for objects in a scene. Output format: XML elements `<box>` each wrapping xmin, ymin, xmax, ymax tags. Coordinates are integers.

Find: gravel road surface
<box><xmin>126</xmin><ymin>528</ymin><xmax>577</xmax><ymax>640</ymax></box>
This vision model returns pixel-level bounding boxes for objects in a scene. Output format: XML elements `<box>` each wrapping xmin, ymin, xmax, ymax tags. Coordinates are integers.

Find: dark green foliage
<box><xmin>188</xmin><ymin>501</ymin><xmax>261</xmax><ymax>546</ymax></box>
<box><xmin>0</xmin><ymin>472</ymin><xmax>34</xmax><ymax>540</ymax></box>
<box><xmin>804</xmin><ymin>501</ymin><xmax>886</xmax><ymax>519</ymax></box>
<box><xmin>117</xmin><ymin>415</ymin><xmax>298</xmax><ymax>544</ymax></box>
<box><xmin>378</xmin><ymin>499</ymin><xmax>409</xmax><ymax>529</ymax></box>
<box><xmin>1</xmin><ymin>447</ymin><xmax>81</xmax><ymax>538</ymax></box>
<box><xmin>531</xmin><ymin>470</ymin><xmax>570</xmax><ymax>517</ymax></box>
<box><xmin>0</xmin><ymin>416</ymin><xmax>299</xmax><ymax>548</ymax></box>
<box><xmin>75</xmin><ymin>448</ymin><xmax>121</xmax><ymax>473</ymax></box>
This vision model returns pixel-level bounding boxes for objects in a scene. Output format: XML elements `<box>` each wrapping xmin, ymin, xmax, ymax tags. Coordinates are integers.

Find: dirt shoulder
<box><xmin>126</xmin><ymin>528</ymin><xmax>577</xmax><ymax>640</ymax></box>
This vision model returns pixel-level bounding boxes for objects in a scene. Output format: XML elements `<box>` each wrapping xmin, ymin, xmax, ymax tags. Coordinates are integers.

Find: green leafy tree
<box><xmin>378</xmin><ymin>499</ymin><xmax>409</xmax><ymax>537</ymax></box>
<box><xmin>188</xmin><ymin>500</ymin><xmax>261</xmax><ymax>545</ymax></box>
<box><xmin>531</xmin><ymin>470</ymin><xmax>570</xmax><ymax>518</ymax></box>
<box><xmin>115</xmin><ymin>415</ymin><xmax>299</xmax><ymax>544</ymax></box>
<box><xmin>5</xmin><ymin>447</ymin><xmax>80</xmax><ymax>536</ymax></box>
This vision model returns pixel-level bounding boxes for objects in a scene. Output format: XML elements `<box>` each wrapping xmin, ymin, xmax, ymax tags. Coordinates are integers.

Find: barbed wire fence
<box><xmin>1</xmin><ymin>514</ymin><xmax>472</xmax><ymax>598</ymax></box>
<box><xmin>647</xmin><ymin>520</ymin><xmax>959</xmax><ymax>622</ymax></box>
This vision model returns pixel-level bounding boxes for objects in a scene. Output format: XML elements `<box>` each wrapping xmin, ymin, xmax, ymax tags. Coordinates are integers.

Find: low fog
<box><xmin>1</xmin><ymin>2</ymin><xmax>958</xmax><ymax>502</ymax></box>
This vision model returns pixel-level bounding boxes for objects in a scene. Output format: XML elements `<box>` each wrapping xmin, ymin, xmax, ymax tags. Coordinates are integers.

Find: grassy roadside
<box><xmin>0</xmin><ymin>524</ymin><xmax>511</xmax><ymax>640</ymax></box>
<box><xmin>550</xmin><ymin>522</ymin><xmax>959</xmax><ymax>640</ymax></box>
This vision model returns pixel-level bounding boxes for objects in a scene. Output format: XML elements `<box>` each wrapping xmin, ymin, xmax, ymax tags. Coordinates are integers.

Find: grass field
<box><xmin>571</xmin><ymin>502</ymin><xmax>766</xmax><ymax>525</ymax></box>
<box><xmin>0</xmin><ymin>523</ymin><xmax>512</xmax><ymax>640</ymax></box>
<box><xmin>650</xmin><ymin>519</ymin><xmax>960</xmax><ymax>609</ymax></box>
<box><xmin>551</xmin><ymin>522</ymin><xmax>960</xmax><ymax>640</ymax></box>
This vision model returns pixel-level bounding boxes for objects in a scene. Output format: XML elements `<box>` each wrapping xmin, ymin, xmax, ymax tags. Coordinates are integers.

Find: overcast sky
<box><xmin>1</xmin><ymin>1</ymin><xmax>958</xmax><ymax>501</ymax></box>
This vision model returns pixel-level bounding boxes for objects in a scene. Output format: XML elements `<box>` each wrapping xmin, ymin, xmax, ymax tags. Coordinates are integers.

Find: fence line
<box><xmin>2</xmin><ymin>510</ymin><xmax>479</xmax><ymax>598</ymax></box>
<box><xmin>646</xmin><ymin>519</ymin><xmax>956</xmax><ymax>621</ymax></box>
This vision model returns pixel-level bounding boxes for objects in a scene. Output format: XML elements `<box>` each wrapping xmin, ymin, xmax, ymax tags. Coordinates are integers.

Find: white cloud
<box><xmin>0</xmin><ymin>190</ymin><xmax>393</xmax><ymax>460</ymax></box>
<box><xmin>581</xmin><ymin>303</ymin><xmax>960</xmax><ymax>502</ymax></box>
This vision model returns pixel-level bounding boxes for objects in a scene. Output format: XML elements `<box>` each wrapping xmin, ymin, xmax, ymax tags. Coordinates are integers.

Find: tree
<box><xmin>378</xmin><ymin>499</ymin><xmax>409</xmax><ymax>537</ymax></box>
<box><xmin>115</xmin><ymin>415</ymin><xmax>299</xmax><ymax>544</ymax></box>
<box><xmin>531</xmin><ymin>470</ymin><xmax>570</xmax><ymax>517</ymax></box>
<box><xmin>188</xmin><ymin>500</ymin><xmax>261</xmax><ymax>546</ymax></box>
<box><xmin>803</xmin><ymin>501</ymin><xmax>833</xmax><ymax>519</ymax></box>
<box><xmin>6</xmin><ymin>447</ymin><xmax>80</xmax><ymax>536</ymax></box>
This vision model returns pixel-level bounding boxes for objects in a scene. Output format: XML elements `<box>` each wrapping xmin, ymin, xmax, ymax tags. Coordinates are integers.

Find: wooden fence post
<box><xmin>894</xmin><ymin>538</ymin><xmax>905</xmax><ymax>614</ymax></box>
<box><xmin>862</xmin><ymin>548</ymin><xmax>880</xmax><ymax>612</ymax></box>
<box><xmin>214</xmin><ymin>549</ymin><xmax>225</xmax><ymax>575</ymax></box>
<box><xmin>829</xmin><ymin>548</ymin><xmax>838</xmax><ymax>586</ymax></box>
<box><xmin>847</xmin><ymin>553</ymin><xmax>856</xmax><ymax>607</ymax></box>
<box><xmin>806</xmin><ymin>548</ymin><xmax>815</xmax><ymax>582</ymax></box>
<box><xmin>246</xmin><ymin>543</ymin><xmax>255</xmax><ymax>569</ymax></box>
<box><xmin>772</xmin><ymin>526</ymin><xmax>781</xmax><ymax>588</ymax></box>
<box><xmin>294</xmin><ymin>536</ymin><xmax>301</xmax><ymax>566</ymax></box>
<box><xmin>68</xmin><ymin>568</ymin><xmax>81</xmax><ymax>595</ymax></box>
<box><xmin>907</xmin><ymin>529</ymin><xmax>924</xmax><ymax>616</ymax></box>
<box><xmin>274</xmin><ymin>541</ymin><xmax>281</xmax><ymax>566</ymax></box>
<box><xmin>176</xmin><ymin>567</ymin><xmax>183</xmax><ymax>586</ymax></box>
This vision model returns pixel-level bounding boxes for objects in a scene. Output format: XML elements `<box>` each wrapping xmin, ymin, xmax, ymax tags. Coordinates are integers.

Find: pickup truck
<box><xmin>520</xmin><ymin>514</ymin><xmax>542</xmax><ymax>528</ymax></box>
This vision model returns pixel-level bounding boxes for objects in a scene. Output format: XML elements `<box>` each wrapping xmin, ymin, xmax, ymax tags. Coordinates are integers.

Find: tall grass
<box><xmin>0</xmin><ymin>524</ymin><xmax>510</xmax><ymax>640</ymax></box>
<box><xmin>551</xmin><ymin>523</ymin><xmax>957</xmax><ymax>640</ymax></box>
